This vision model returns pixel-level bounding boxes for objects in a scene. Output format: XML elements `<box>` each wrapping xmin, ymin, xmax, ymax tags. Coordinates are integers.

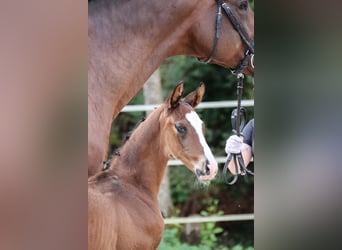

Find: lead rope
<box><xmin>223</xmin><ymin>74</ymin><xmax>254</xmax><ymax>185</ymax></box>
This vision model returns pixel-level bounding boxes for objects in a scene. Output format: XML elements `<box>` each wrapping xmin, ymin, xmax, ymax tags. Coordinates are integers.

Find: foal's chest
<box><xmin>115</xmin><ymin>194</ymin><xmax>165</xmax><ymax>249</ymax></box>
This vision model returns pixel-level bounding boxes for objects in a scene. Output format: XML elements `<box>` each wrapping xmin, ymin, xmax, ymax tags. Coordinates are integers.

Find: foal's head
<box><xmin>161</xmin><ymin>82</ymin><xmax>218</xmax><ymax>183</ymax></box>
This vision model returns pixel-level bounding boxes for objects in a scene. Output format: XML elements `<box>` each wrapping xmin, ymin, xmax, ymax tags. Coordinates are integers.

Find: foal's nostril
<box><xmin>196</xmin><ymin>160</ymin><xmax>211</xmax><ymax>177</ymax></box>
<box><xmin>205</xmin><ymin>159</ymin><xmax>210</xmax><ymax>175</ymax></box>
<box><xmin>196</xmin><ymin>169</ymin><xmax>204</xmax><ymax>176</ymax></box>
<box><xmin>205</xmin><ymin>165</ymin><xmax>210</xmax><ymax>175</ymax></box>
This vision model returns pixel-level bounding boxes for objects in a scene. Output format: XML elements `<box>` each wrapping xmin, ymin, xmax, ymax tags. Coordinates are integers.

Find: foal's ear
<box><xmin>167</xmin><ymin>81</ymin><xmax>184</xmax><ymax>109</ymax></box>
<box><xmin>183</xmin><ymin>82</ymin><xmax>205</xmax><ymax>108</ymax></box>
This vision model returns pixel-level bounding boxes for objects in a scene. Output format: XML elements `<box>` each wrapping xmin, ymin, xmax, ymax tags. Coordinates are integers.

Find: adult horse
<box><xmin>88</xmin><ymin>0</ymin><xmax>254</xmax><ymax>176</ymax></box>
<box><xmin>88</xmin><ymin>82</ymin><xmax>218</xmax><ymax>249</ymax></box>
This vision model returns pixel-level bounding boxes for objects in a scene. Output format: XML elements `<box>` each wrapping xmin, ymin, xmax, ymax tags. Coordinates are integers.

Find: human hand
<box><xmin>225</xmin><ymin>135</ymin><xmax>243</xmax><ymax>154</ymax></box>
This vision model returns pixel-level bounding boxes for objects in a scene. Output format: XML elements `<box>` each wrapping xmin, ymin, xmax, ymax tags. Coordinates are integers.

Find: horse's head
<box><xmin>190</xmin><ymin>0</ymin><xmax>254</xmax><ymax>75</ymax></box>
<box><xmin>162</xmin><ymin>82</ymin><xmax>218</xmax><ymax>183</ymax></box>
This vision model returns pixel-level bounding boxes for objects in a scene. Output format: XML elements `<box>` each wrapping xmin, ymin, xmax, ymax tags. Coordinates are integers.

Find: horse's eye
<box><xmin>239</xmin><ymin>1</ymin><xmax>248</xmax><ymax>10</ymax></box>
<box><xmin>175</xmin><ymin>123</ymin><xmax>187</xmax><ymax>135</ymax></box>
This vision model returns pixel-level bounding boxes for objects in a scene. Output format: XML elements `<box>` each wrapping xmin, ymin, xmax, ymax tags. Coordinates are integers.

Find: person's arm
<box><xmin>225</xmin><ymin>119</ymin><xmax>254</xmax><ymax>174</ymax></box>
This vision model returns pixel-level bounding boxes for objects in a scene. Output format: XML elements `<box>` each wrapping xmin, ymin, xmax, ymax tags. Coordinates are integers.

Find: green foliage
<box><xmin>158</xmin><ymin>227</ymin><xmax>253</xmax><ymax>250</ymax></box>
<box><xmin>199</xmin><ymin>198</ymin><xmax>224</xmax><ymax>248</ymax></box>
<box><xmin>160</xmin><ymin>56</ymin><xmax>254</xmax><ymax>102</ymax></box>
<box><xmin>158</xmin><ymin>197</ymin><xmax>255</xmax><ymax>250</ymax></box>
<box><xmin>158</xmin><ymin>227</ymin><xmax>182</xmax><ymax>249</ymax></box>
<box><xmin>200</xmin><ymin>198</ymin><xmax>224</xmax><ymax>216</ymax></box>
<box><xmin>249</xmin><ymin>0</ymin><xmax>254</xmax><ymax>9</ymax></box>
<box><xmin>231</xmin><ymin>245</ymin><xmax>254</xmax><ymax>250</ymax></box>
<box><xmin>169</xmin><ymin>165</ymin><xmax>198</xmax><ymax>204</ymax></box>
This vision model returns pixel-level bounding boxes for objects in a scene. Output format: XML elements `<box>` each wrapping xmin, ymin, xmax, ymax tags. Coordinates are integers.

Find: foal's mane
<box><xmin>108</xmin><ymin>116</ymin><xmax>146</xmax><ymax>159</ymax></box>
<box><xmin>89</xmin><ymin>106</ymin><xmax>164</xmax><ymax>184</ymax></box>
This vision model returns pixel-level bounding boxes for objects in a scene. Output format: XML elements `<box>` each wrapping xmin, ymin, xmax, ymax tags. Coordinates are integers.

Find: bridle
<box><xmin>201</xmin><ymin>1</ymin><xmax>255</xmax><ymax>184</ymax></box>
<box><xmin>203</xmin><ymin>0</ymin><xmax>254</xmax><ymax>75</ymax></box>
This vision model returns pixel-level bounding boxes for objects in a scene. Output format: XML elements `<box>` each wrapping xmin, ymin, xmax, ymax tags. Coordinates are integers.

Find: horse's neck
<box><xmin>88</xmin><ymin>0</ymin><xmax>202</xmax><ymax>175</ymax></box>
<box><xmin>113</xmin><ymin>108</ymin><xmax>169</xmax><ymax>197</ymax></box>
<box><xmin>88</xmin><ymin>0</ymin><xmax>200</xmax><ymax>118</ymax></box>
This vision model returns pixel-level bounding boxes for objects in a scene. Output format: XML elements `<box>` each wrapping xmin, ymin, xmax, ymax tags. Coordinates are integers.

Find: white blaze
<box><xmin>185</xmin><ymin>111</ymin><xmax>217</xmax><ymax>167</ymax></box>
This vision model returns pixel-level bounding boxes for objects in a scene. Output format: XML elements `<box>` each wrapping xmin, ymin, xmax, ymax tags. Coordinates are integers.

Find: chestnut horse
<box><xmin>88</xmin><ymin>82</ymin><xmax>218</xmax><ymax>249</ymax></box>
<box><xmin>88</xmin><ymin>0</ymin><xmax>254</xmax><ymax>176</ymax></box>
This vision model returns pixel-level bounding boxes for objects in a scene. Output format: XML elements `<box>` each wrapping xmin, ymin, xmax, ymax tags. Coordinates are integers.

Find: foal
<box><xmin>88</xmin><ymin>82</ymin><xmax>218</xmax><ymax>249</ymax></box>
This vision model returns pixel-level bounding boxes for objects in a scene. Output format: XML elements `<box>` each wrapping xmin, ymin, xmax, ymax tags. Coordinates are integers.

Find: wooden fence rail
<box><xmin>164</xmin><ymin>214</ymin><xmax>254</xmax><ymax>224</ymax></box>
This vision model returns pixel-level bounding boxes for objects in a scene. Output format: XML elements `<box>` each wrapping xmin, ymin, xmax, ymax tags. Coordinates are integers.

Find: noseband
<box><xmin>203</xmin><ymin>0</ymin><xmax>254</xmax><ymax>75</ymax></box>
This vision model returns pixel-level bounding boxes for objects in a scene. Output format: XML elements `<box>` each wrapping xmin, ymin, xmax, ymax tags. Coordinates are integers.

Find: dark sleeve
<box><xmin>242</xmin><ymin>119</ymin><xmax>254</xmax><ymax>153</ymax></box>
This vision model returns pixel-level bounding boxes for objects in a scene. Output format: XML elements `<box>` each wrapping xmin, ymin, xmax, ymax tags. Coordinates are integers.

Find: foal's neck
<box><xmin>112</xmin><ymin>108</ymin><xmax>169</xmax><ymax>198</ymax></box>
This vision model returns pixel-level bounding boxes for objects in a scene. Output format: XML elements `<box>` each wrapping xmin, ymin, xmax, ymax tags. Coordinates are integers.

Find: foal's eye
<box><xmin>175</xmin><ymin>123</ymin><xmax>187</xmax><ymax>135</ymax></box>
<box><xmin>239</xmin><ymin>1</ymin><xmax>248</xmax><ymax>10</ymax></box>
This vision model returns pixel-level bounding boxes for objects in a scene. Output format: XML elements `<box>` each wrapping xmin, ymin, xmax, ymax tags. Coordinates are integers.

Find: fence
<box><xmin>122</xmin><ymin>100</ymin><xmax>254</xmax><ymax>112</ymax></box>
<box><xmin>121</xmin><ymin>99</ymin><xmax>254</xmax><ymax>224</ymax></box>
<box><xmin>164</xmin><ymin>214</ymin><xmax>254</xmax><ymax>224</ymax></box>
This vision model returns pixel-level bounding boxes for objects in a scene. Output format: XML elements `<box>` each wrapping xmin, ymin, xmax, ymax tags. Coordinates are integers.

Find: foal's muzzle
<box><xmin>195</xmin><ymin>159</ymin><xmax>218</xmax><ymax>182</ymax></box>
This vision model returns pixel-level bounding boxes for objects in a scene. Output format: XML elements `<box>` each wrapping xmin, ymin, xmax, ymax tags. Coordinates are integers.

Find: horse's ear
<box><xmin>183</xmin><ymin>82</ymin><xmax>205</xmax><ymax>108</ymax></box>
<box><xmin>167</xmin><ymin>81</ymin><xmax>184</xmax><ymax>109</ymax></box>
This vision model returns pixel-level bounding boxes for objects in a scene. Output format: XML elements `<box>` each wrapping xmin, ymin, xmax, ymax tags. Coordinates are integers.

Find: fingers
<box><xmin>225</xmin><ymin>135</ymin><xmax>243</xmax><ymax>154</ymax></box>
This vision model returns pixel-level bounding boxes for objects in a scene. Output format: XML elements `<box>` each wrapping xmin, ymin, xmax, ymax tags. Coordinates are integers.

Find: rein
<box><xmin>203</xmin><ymin>0</ymin><xmax>254</xmax><ymax>75</ymax></box>
<box><xmin>223</xmin><ymin>73</ymin><xmax>255</xmax><ymax>185</ymax></box>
